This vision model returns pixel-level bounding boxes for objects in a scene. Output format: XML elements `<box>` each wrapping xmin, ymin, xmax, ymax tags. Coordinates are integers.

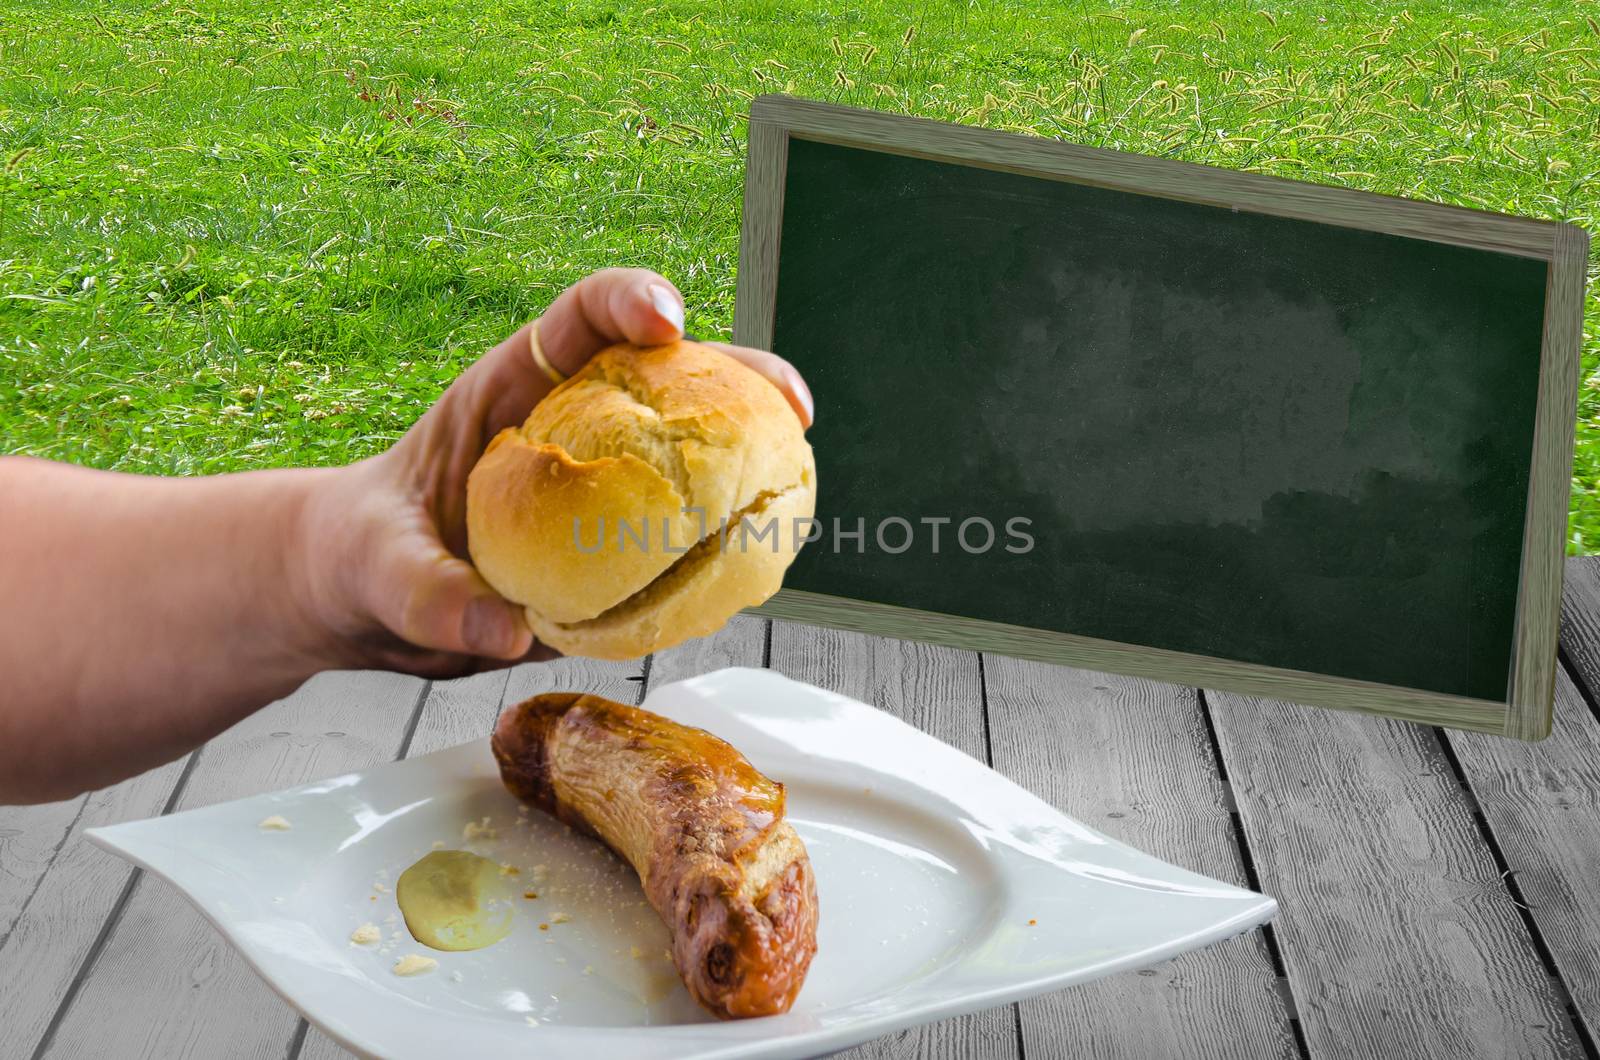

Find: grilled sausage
<box><xmin>491</xmin><ymin>692</ymin><xmax>817</xmax><ymax>1018</ymax></box>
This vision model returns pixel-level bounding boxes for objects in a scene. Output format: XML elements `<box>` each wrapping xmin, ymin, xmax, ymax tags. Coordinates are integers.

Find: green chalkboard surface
<box><xmin>738</xmin><ymin>96</ymin><xmax>1586</xmax><ymax>737</ymax></box>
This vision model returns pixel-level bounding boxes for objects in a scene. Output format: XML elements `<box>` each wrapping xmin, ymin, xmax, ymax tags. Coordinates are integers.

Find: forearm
<box><xmin>0</xmin><ymin>272</ymin><xmax>799</xmax><ymax>804</ymax></box>
<box><xmin>0</xmin><ymin>456</ymin><xmax>346</xmax><ymax>802</ymax></box>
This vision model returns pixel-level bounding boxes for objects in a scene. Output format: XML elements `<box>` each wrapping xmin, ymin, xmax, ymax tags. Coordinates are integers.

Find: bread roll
<box><xmin>492</xmin><ymin>692</ymin><xmax>818</xmax><ymax>1018</ymax></box>
<box><xmin>467</xmin><ymin>340</ymin><xmax>816</xmax><ymax>659</ymax></box>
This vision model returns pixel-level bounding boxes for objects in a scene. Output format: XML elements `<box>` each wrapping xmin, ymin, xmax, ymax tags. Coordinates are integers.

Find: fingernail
<box><xmin>647</xmin><ymin>283</ymin><xmax>685</xmax><ymax>336</ymax></box>
<box><xmin>783</xmin><ymin>364</ymin><xmax>815</xmax><ymax>427</ymax></box>
<box><xmin>462</xmin><ymin>596</ymin><xmax>516</xmax><ymax>657</ymax></box>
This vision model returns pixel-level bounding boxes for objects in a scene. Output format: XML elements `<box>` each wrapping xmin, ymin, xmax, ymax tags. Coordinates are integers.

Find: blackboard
<box><xmin>736</xmin><ymin>96</ymin><xmax>1587</xmax><ymax>739</ymax></box>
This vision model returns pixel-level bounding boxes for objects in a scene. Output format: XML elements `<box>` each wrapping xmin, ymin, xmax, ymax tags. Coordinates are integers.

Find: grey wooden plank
<box><xmin>983</xmin><ymin>658</ymin><xmax>1295</xmax><ymax>1060</ymax></box>
<box><xmin>1448</xmin><ymin>662</ymin><xmax>1600</xmax><ymax>1047</ymax></box>
<box><xmin>1207</xmin><ymin>690</ymin><xmax>1582</xmax><ymax>1059</ymax></box>
<box><xmin>1558</xmin><ymin>556</ymin><xmax>1600</xmax><ymax>701</ymax></box>
<box><xmin>768</xmin><ymin>619</ymin><xmax>1018</xmax><ymax>1060</ymax></box>
<box><xmin>0</xmin><ymin>756</ymin><xmax>192</xmax><ymax>1059</ymax></box>
<box><xmin>647</xmin><ymin>613</ymin><xmax>767</xmax><ymax>687</ymax></box>
<box><xmin>499</xmin><ymin>652</ymin><xmax>649</xmax><ymax>714</ymax></box>
<box><xmin>297</xmin><ymin>654</ymin><xmax>646</xmax><ymax>1060</ymax></box>
<box><xmin>0</xmin><ymin>797</ymin><xmax>87</xmax><ymax>942</ymax></box>
<box><xmin>399</xmin><ymin>667</ymin><xmax>513</xmax><ymax>758</ymax></box>
<box><xmin>768</xmin><ymin>620</ymin><xmax>991</xmax><ymax>759</ymax></box>
<box><xmin>35</xmin><ymin>670</ymin><xmax>428</xmax><ymax>1060</ymax></box>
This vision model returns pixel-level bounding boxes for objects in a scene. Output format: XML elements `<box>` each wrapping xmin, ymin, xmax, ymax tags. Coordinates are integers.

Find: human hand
<box><xmin>294</xmin><ymin>268</ymin><xmax>814</xmax><ymax>678</ymax></box>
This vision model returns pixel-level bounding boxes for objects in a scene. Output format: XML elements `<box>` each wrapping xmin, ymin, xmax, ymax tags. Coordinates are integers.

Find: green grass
<box><xmin>2</xmin><ymin>0</ymin><xmax>1598</xmax><ymax>546</ymax></box>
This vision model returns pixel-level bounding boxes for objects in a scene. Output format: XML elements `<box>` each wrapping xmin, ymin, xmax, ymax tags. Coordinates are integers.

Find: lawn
<box><xmin>2</xmin><ymin>0</ymin><xmax>1598</xmax><ymax>546</ymax></box>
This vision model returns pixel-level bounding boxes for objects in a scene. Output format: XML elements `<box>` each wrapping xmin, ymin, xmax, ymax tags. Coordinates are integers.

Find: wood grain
<box><xmin>648</xmin><ymin>614</ymin><xmax>766</xmax><ymax>687</ymax></box>
<box><xmin>1507</xmin><ymin>224</ymin><xmax>1591</xmax><ymax>739</ymax></box>
<box><xmin>1207</xmin><ymin>690</ymin><xmax>1582</xmax><ymax>1058</ymax></box>
<box><xmin>35</xmin><ymin>670</ymin><xmax>427</xmax><ymax>1060</ymax></box>
<box><xmin>983</xmin><ymin>658</ymin><xmax>1294</xmax><ymax>1060</ymax></box>
<box><xmin>1449</xmin><ymin>662</ymin><xmax>1600</xmax><ymax>1045</ymax></box>
<box><xmin>1558</xmin><ymin>557</ymin><xmax>1600</xmax><ymax>700</ymax></box>
<box><xmin>767</xmin><ymin>619</ymin><xmax>1019</xmax><ymax>1060</ymax></box>
<box><xmin>402</xmin><ymin>651</ymin><xmax>646</xmax><ymax>762</ymax></box>
<box><xmin>0</xmin><ymin>797</ymin><xmax>86</xmax><ymax>942</ymax></box>
<box><xmin>501</xmin><ymin>653</ymin><xmax>647</xmax><ymax>711</ymax></box>
<box><xmin>0</xmin><ymin>756</ymin><xmax>191</xmax><ymax>1059</ymax></box>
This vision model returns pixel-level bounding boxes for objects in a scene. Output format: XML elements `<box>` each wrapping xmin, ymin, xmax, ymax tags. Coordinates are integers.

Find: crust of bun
<box><xmin>525</xmin><ymin>480</ymin><xmax>815</xmax><ymax>660</ymax></box>
<box><xmin>466</xmin><ymin>340</ymin><xmax>816</xmax><ymax>657</ymax></box>
<box><xmin>467</xmin><ymin>429</ymin><xmax>697</xmax><ymax>624</ymax></box>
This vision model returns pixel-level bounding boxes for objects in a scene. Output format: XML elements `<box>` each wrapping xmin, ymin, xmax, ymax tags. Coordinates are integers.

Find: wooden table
<box><xmin>6</xmin><ymin>560</ymin><xmax>1600</xmax><ymax>1059</ymax></box>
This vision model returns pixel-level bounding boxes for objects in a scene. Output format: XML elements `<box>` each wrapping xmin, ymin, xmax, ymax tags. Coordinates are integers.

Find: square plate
<box><xmin>88</xmin><ymin>667</ymin><xmax>1276</xmax><ymax>1059</ymax></box>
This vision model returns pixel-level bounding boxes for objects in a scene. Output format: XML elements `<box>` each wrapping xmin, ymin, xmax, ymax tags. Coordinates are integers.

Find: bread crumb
<box><xmin>538</xmin><ymin>923</ymin><xmax>549</xmax><ymax>931</ymax></box>
<box><xmin>393</xmin><ymin>954</ymin><xmax>438</xmax><ymax>977</ymax></box>
<box><xmin>372</xmin><ymin>882</ymin><xmax>391</xmax><ymax>894</ymax></box>
<box><xmin>629</xmin><ymin>946</ymin><xmax>643</xmax><ymax>959</ymax></box>
<box><xmin>431</xmin><ymin>840</ymin><xmax>446</xmax><ymax>850</ymax></box>
<box><xmin>582</xmin><ymin>965</ymin><xmax>593</xmax><ymax>976</ymax></box>
<box><xmin>1028</xmin><ymin>918</ymin><xmax>1038</xmax><ymax>926</ymax></box>
<box><xmin>500</xmin><ymin>864</ymin><xmax>520</xmax><ymax>876</ymax></box>
<box><xmin>550</xmin><ymin>912</ymin><xmax>570</xmax><ymax>925</ymax></box>
<box><xmin>463</xmin><ymin>816</ymin><xmax>497</xmax><ymax>841</ymax></box>
<box><xmin>349</xmin><ymin>923</ymin><xmax>381</xmax><ymax>946</ymax></box>
<box><xmin>523</xmin><ymin>890</ymin><xmax>539</xmax><ymax>900</ymax></box>
<box><xmin>258</xmin><ymin>815</ymin><xmax>291</xmax><ymax>831</ymax></box>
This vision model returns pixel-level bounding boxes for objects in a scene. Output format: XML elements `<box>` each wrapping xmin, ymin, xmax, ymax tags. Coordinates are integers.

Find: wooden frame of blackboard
<box><xmin>735</xmin><ymin>94</ymin><xmax>1588</xmax><ymax>740</ymax></box>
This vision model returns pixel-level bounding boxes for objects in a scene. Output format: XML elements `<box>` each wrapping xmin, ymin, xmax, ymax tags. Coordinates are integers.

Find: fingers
<box><xmin>470</xmin><ymin>268</ymin><xmax>687</xmax><ymax>439</ymax></box>
<box><xmin>539</xmin><ymin>274</ymin><xmax>816</xmax><ymax>431</ymax></box>
<box><xmin>699</xmin><ymin>340</ymin><xmax>815</xmax><ymax>429</ymax></box>
<box><xmin>537</xmin><ymin>267</ymin><xmax>686</xmax><ymax>378</ymax></box>
<box><xmin>367</xmin><ymin>521</ymin><xmax>535</xmax><ymax>661</ymax></box>
<box><xmin>463</xmin><ymin>270</ymin><xmax>810</xmax><ymax>482</ymax></box>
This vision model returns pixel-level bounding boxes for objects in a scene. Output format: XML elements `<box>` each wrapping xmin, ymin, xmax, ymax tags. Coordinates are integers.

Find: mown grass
<box><xmin>2</xmin><ymin>0</ymin><xmax>1598</xmax><ymax>546</ymax></box>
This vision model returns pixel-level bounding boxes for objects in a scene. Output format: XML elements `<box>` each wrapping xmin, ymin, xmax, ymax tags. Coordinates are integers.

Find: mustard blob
<box><xmin>396</xmin><ymin>850</ymin><xmax>514</xmax><ymax>952</ymax></box>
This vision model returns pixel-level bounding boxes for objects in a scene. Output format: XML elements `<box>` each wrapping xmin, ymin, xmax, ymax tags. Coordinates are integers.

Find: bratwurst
<box><xmin>491</xmin><ymin>692</ymin><xmax>817</xmax><ymax>1018</ymax></box>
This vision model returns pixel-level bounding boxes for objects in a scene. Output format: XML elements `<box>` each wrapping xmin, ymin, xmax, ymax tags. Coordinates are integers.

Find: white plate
<box><xmin>88</xmin><ymin>667</ymin><xmax>1275</xmax><ymax>1059</ymax></box>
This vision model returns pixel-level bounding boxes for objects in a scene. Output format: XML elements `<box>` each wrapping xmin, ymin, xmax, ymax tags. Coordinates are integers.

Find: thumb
<box><xmin>370</xmin><ymin>528</ymin><xmax>534</xmax><ymax>660</ymax></box>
